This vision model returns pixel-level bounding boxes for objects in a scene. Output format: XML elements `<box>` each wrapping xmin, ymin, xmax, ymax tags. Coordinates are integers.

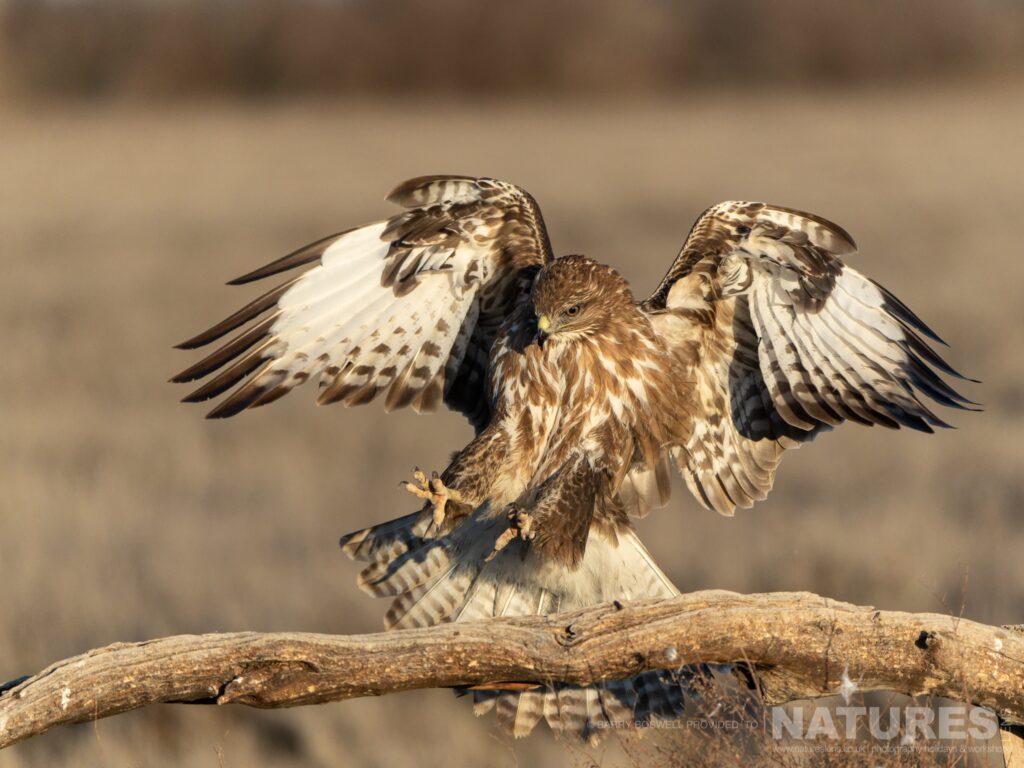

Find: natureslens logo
<box><xmin>771</xmin><ymin>704</ymin><xmax>999</xmax><ymax>742</ymax></box>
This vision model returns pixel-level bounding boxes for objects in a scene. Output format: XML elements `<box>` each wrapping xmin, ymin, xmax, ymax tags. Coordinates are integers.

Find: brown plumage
<box><xmin>175</xmin><ymin>176</ymin><xmax>975</xmax><ymax>740</ymax></box>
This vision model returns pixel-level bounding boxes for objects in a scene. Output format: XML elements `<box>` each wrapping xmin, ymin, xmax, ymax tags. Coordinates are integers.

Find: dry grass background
<box><xmin>5</xmin><ymin>0</ymin><xmax>1024</xmax><ymax>100</ymax></box>
<box><xmin>1</xmin><ymin>81</ymin><xmax>1022</xmax><ymax>765</ymax></box>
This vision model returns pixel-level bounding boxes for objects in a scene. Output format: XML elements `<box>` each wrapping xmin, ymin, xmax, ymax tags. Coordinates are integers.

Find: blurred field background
<box><xmin>2</xmin><ymin>1</ymin><xmax>1023</xmax><ymax>766</ymax></box>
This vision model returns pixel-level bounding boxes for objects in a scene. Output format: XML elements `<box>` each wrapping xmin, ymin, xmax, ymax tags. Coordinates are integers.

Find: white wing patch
<box><xmin>175</xmin><ymin>222</ymin><xmax>480</xmax><ymax>416</ymax></box>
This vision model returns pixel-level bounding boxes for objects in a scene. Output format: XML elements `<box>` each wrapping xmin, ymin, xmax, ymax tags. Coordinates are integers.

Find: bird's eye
<box><xmin>565</xmin><ymin>304</ymin><xmax>581</xmax><ymax>317</ymax></box>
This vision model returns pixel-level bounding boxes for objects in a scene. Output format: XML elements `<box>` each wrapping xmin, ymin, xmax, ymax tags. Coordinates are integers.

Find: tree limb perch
<box><xmin>2</xmin><ymin>590</ymin><xmax>1022</xmax><ymax>749</ymax></box>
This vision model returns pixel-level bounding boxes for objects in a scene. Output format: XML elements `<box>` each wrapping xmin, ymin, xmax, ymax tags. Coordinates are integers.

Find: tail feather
<box><xmin>384</xmin><ymin>563</ymin><xmax>473</xmax><ymax>630</ymax></box>
<box><xmin>357</xmin><ymin>538</ymin><xmax>452</xmax><ymax>597</ymax></box>
<box><xmin>598</xmin><ymin>679</ymin><xmax>637</xmax><ymax>726</ymax></box>
<box><xmin>451</xmin><ymin>577</ymin><xmax>499</xmax><ymax>622</ymax></box>
<box><xmin>471</xmin><ymin>689</ymin><xmax>500</xmax><ymax>716</ymax></box>
<box><xmin>339</xmin><ymin>511</ymin><xmax>431</xmax><ymax>563</ymax></box>
<box><xmin>549</xmin><ymin>687</ymin><xmax>589</xmax><ymax>734</ymax></box>
<box><xmin>585</xmin><ymin>686</ymin><xmax>614</xmax><ymax>738</ymax></box>
<box><xmin>618</xmin><ymin>529</ymin><xmax>679</xmax><ymax>599</ymax></box>
<box><xmin>340</xmin><ymin>512</ymin><xmax>688</xmax><ymax>741</ymax></box>
<box><xmin>495</xmin><ymin>580</ymin><xmax>554</xmax><ymax>617</ymax></box>
<box><xmin>496</xmin><ymin>687</ymin><xmax>546</xmax><ymax>738</ymax></box>
<box><xmin>542</xmin><ymin>687</ymin><xmax>565</xmax><ymax>731</ymax></box>
<box><xmin>542</xmin><ymin>685</ymin><xmax>611</xmax><ymax>743</ymax></box>
<box><xmin>635</xmin><ymin>670</ymin><xmax>687</xmax><ymax>722</ymax></box>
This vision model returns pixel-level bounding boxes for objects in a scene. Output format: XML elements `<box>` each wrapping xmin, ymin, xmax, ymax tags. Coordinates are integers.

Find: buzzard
<box><xmin>174</xmin><ymin>175</ymin><xmax>974</xmax><ymax>739</ymax></box>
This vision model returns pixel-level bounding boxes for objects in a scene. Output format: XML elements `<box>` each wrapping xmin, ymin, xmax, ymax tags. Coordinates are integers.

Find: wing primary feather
<box><xmin>871</xmin><ymin>278</ymin><xmax>947</xmax><ymax>346</ymax></box>
<box><xmin>788</xmin><ymin>305</ymin><xmax>884</xmax><ymax>426</ymax></box>
<box><xmin>806</xmin><ymin>309</ymin><xmax>911</xmax><ymax>426</ymax></box>
<box><xmin>204</xmin><ymin>365</ymin><xmax>285</xmax><ymax>419</ymax></box>
<box><xmin>903</xmin><ymin>354</ymin><xmax>981</xmax><ymax>410</ymax></box>
<box><xmin>180</xmin><ymin>342</ymin><xmax>272</xmax><ymax>403</ymax></box>
<box><xmin>227</xmin><ymin>229</ymin><xmax>354</xmax><ymax>285</ymax></box>
<box><xmin>249</xmin><ymin>384</ymin><xmax>291</xmax><ymax>409</ymax></box>
<box><xmin>170</xmin><ymin>314</ymin><xmax>278</xmax><ymax>383</ymax></box>
<box><xmin>175</xmin><ymin>277</ymin><xmax>298</xmax><ymax>350</ymax></box>
<box><xmin>827</xmin><ymin>301</ymin><xmax>963</xmax><ymax>426</ymax></box>
<box><xmin>900</xmin><ymin>333</ymin><xmax>980</xmax><ymax>387</ymax></box>
<box><xmin>878</xmin><ymin>399</ymin><xmax>941</xmax><ymax>432</ymax></box>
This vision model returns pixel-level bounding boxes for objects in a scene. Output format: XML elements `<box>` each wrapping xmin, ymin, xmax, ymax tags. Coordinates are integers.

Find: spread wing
<box><xmin>642</xmin><ymin>201</ymin><xmax>977</xmax><ymax>515</ymax></box>
<box><xmin>173</xmin><ymin>175</ymin><xmax>553</xmax><ymax>428</ymax></box>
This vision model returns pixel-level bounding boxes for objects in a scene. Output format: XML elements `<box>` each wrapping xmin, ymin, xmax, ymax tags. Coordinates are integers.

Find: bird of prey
<box><xmin>174</xmin><ymin>175</ymin><xmax>974</xmax><ymax>740</ymax></box>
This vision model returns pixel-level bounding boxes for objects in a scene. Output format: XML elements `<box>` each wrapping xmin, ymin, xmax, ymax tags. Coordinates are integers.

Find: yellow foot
<box><xmin>486</xmin><ymin>505</ymin><xmax>536</xmax><ymax>561</ymax></box>
<box><xmin>403</xmin><ymin>468</ymin><xmax>464</xmax><ymax>528</ymax></box>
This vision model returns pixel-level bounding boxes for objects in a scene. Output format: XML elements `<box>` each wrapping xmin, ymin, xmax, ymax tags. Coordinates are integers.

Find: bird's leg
<box><xmin>487</xmin><ymin>504</ymin><xmax>536</xmax><ymax>561</ymax></box>
<box><xmin>487</xmin><ymin>454</ymin><xmax>599</xmax><ymax>567</ymax></box>
<box><xmin>403</xmin><ymin>468</ymin><xmax>466</xmax><ymax>528</ymax></box>
<box><xmin>400</xmin><ymin>419</ymin><xmax>510</xmax><ymax>531</ymax></box>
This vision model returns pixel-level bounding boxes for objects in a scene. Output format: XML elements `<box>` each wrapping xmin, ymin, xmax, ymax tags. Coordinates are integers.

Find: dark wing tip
<box><xmin>227</xmin><ymin>230</ymin><xmax>351</xmax><ymax>285</ymax></box>
<box><xmin>204</xmin><ymin>396</ymin><xmax>254</xmax><ymax>419</ymax></box>
<box><xmin>873</xmin><ymin>279</ymin><xmax>951</xmax><ymax>347</ymax></box>
<box><xmin>174</xmin><ymin>335</ymin><xmax>208</xmax><ymax>351</ymax></box>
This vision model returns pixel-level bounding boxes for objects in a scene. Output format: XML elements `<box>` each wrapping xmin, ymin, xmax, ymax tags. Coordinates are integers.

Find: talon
<box><xmin>403</xmin><ymin>468</ymin><xmax>463</xmax><ymax>529</ymax></box>
<box><xmin>487</xmin><ymin>527</ymin><xmax>519</xmax><ymax>561</ymax></box>
<box><xmin>403</xmin><ymin>482</ymin><xmax>431</xmax><ymax>500</ymax></box>
<box><xmin>486</xmin><ymin>508</ymin><xmax>536</xmax><ymax>561</ymax></box>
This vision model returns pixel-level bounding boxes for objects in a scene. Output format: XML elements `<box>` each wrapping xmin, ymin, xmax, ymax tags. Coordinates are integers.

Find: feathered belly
<box><xmin>487</xmin><ymin>401</ymin><xmax>562</xmax><ymax>507</ymax></box>
<box><xmin>488</xmin><ymin>339</ymin><xmax>642</xmax><ymax>507</ymax></box>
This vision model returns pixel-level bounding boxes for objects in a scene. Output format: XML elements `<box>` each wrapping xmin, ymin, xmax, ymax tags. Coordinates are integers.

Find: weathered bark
<box><xmin>1</xmin><ymin>590</ymin><xmax>1022</xmax><ymax>749</ymax></box>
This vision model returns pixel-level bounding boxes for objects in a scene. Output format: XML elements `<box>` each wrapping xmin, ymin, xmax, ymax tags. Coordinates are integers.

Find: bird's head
<box><xmin>531</xmin><ymin>256</ymin><xmax>634</xmax><ymax>344</ymax></box>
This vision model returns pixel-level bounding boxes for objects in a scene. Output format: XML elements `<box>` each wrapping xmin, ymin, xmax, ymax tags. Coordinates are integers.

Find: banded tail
<box><xmin>339</xmin><ymin>507</ymin><xmax>690</xmax><ymax>742</ymax></box>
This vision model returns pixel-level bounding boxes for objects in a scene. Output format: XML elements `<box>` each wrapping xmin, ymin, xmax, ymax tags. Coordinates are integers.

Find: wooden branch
<box><xmin>2</xmin><ymin>590</ymin><xmax>1022</xmax><ymax>749</ymax></box>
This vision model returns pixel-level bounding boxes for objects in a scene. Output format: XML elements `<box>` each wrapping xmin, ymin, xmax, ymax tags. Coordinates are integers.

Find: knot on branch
<box><xmin>218</xmin><ymin>661</ymin><xmax>322</xmax><ymax>706</ymax></box>
<box><xmin>556</xmin><ymin>623</ymin><xmax>578</xmax><ymax>647</ymax></box>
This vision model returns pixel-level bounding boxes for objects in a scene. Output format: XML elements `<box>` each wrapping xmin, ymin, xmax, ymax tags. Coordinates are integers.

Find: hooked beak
<box><xmin>536</xmin><ymin>314</ymin><xmax>551</xmax><ymax>346</ymax></box>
